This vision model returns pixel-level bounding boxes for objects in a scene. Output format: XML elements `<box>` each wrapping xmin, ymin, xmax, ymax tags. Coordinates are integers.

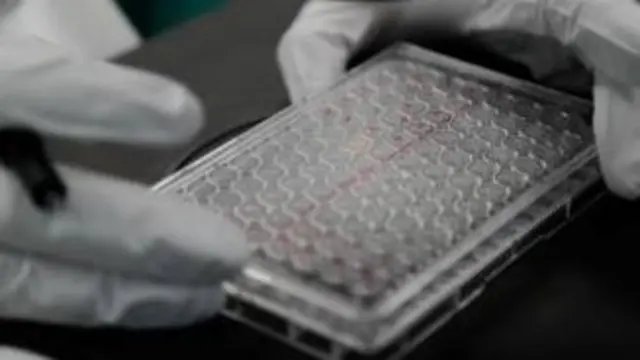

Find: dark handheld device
<box><xmin>0</xmin><ymin>127</ymin><xmax>67</xmax><ymax>212</ymax></box>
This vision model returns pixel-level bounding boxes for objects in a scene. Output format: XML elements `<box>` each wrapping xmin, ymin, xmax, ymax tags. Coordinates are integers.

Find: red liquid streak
<box><xmin>358</xmin><ymin>165</ymin><xmax>376</xmax><ymax>180</ymax></box>
<box><xmin>298</xmin><ymin>204</ymin><xmax>316</xmax><ymax>217</ymax></box>
<box><xmin>245</xmin><ymin>112</ymin><xmax>455</xmax><ymax>245</ymax></box>
<box><xmin>338</xmin><ymin>177</ymin><xmax>359</xmax><ymax>190</ymax></box>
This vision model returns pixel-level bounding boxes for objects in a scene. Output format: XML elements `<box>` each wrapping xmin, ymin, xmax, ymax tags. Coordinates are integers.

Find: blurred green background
<box><xmin>117</xmin><ymin>0</ymin><xmax>227</xmax><ymax>38</ymax></box>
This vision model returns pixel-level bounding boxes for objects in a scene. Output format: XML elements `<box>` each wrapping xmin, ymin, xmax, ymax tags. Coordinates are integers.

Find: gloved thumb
<box><xmin>277</xmin><ymin>1</ymin><xmax>401</xmax><ymax>103</ymax></box>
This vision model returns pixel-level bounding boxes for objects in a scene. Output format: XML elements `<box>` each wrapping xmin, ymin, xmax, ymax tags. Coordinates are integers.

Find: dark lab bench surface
<box><xmin>2</xmin><ymin>0</ymin><xmax>640</xmax><ymax>359</ymax></box>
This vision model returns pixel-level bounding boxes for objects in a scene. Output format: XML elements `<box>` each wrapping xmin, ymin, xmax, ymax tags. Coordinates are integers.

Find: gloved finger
<box><xmin>0</xmin><ymin>348</ymin><xmax>51</xmax><ymax>360</ymax></box>
<box><xmin>591</xmin><ymin>71</ymin><xmax>640</xmax><ymax>200</ymax></box>
<box><xmin>0</xmin><ymin>250</ymin><xmax>226</xmax><ymax>328</ymax></box>
<box><xmin>0</xmin><ymin>165</ymin><xmax>250</xmax><ymax>287</ymax></box>
<box><xmin>0</xmin><ymin>33</ymin><xmax>203</xmax><ymax>146</ymax></box>
<box><xmin>277</xmin><ymin>0</ymin><xmax>402</xmax><ymax>103</ymax></box>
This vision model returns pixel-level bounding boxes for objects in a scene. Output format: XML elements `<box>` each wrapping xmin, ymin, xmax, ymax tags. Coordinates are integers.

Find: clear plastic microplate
<box><xmin>154</xmin><ymin>44</ymin><xmax>603</xmax><ymax>359</ymax></box>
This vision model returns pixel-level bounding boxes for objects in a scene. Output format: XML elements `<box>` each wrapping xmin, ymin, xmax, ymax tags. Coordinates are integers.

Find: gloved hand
<box><xmin>277</xmin><ymin>0</ymin><xmax>640</xmax><ymax>200</ymax></box>
<box><xmin>0</xmin><ymin>31</ymin><xmax>250</xmax><ymax>330</ymax></box>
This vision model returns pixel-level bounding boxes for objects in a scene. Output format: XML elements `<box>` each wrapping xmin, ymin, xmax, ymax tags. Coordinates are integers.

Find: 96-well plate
<box><xmin>155</xmin><ymin>44</ymin><xmax>596</xmax><ymax>355</ymax></box>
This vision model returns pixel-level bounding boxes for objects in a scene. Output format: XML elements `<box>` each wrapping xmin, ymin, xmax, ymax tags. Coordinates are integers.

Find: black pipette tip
<box><xmin>0</xmin><ymin>127</ymin><xmax>67</xmax><ymax>212</ymax></box>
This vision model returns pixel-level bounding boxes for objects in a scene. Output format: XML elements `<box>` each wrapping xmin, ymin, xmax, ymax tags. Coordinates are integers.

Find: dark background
<box><xmin>2</xmin><ymin>0</ymin><xmax>640</xmax><ymax>358</ymax></box>
<box><xmin>116</xmin><ymin>0</ymin><xmax>227</xmax><ymax>38</ymax></box>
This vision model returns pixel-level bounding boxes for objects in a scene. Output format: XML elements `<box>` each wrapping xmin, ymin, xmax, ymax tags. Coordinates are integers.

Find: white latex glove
<box><xmin>0</xmin><ymin>0</ymin><xmax>141</xmax><ymax>59</ymax></box>
<box><xmin>278</xmin><ymin>0</ymin><xmax>640</xmax><ymax>199</ymax></box>
<box><xmin>0</xmin><ymin>32</ymin><xmax>250</xmax><ymax>328</ymax></box>
<box><xmin>0</xmin><ymin>347</ymin><xmax>50</xmax><ymax>360</ymax></box>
